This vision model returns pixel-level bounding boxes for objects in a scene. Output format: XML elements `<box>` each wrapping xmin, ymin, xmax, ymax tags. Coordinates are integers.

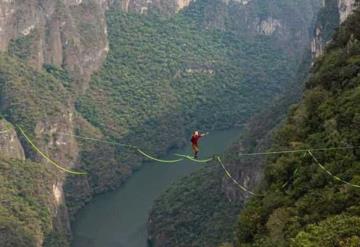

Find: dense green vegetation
<box><xmin>0</xmin><ymin>158</ymin><xmax>69</xmax><ymax>247</ymax></box>
<box><xmin>0</xmin><ymin>55</ymin><xmax>74</xmax><ymax>246</ymax></box>
<box><xmin>149</xmin><ymin>165</ymin><xmax>242</xmax><ymax>247</ymax></box>
<box><xmin>0</xmin><ymin>52</ymin><xmax>132</xmax><ymax>243</ymax></box>
<box><xmin>77</xmin><ymin>8</ymin><xmax>300</xmax><ymax>154</ymax></box>
<box><xmin>146</xmin><ymin>86</ymin><xmax>305</xmax><ymax>246</ymax></box>
<box><xmin>63</xmin><ymin>117</ymin><xmax>134</xmax><ymax>217</ymax></box>
<box><xmin>0</xmin><ymin>54</ymin><xmax>135</xmax><ymax>217</ymax></box>
<box><xmin>235</xmin><ymin>9</ymin><xmax>360</xmax><ymax>247</ymax></box>
<box><xmin>0</xmin><ymin>54</ymin><xmax>71</xmax><ymax>133</ymax></box>
<box><xmin>146</xmin><ymin>1</ymin><xmax>351</xmax><ymax>246</ymax></box>
<box><xmin>8</xmin><ymin>31</ymin><xmax>37</xmax><ymax>61</ymax></box>
<box><xmin>0</xmin><ymin>0</ymin><xmax>326</xmax><ymax>246</ymax></box>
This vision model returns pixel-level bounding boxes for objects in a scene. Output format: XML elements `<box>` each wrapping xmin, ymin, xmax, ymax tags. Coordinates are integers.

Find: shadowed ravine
<box><xmin>72</xmin><ymin>129</ymin><xmax>241</xmax><ymax>247</ymax></box>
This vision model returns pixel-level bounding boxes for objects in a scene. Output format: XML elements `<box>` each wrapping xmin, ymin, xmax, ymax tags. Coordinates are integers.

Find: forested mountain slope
<box><xmin>0</xmin><ymin>156</ymin><xmax>70</xmax><ymax>247</ymax></box>
<box><xmin>0</xmin><ymin>0</ymin><xmax>324</xmax><ymax>246</ymax></box>
<box><xmin>147</xmin><ymin>1</ymin><xmax>358</xmax><ymax>247</ymax></box>
<box><xmin>0</xmin><ymin>55</ymin><xmax>76</xmax><ymax>246</ymax></box>
<box><xmin>235</xmin><ymin>7</ymin><xmax>360</xmax><ymax>247</ymax></box>
<box><xmin>78</xmin><ymin>0</ymin><xmax>321</xmax><ymax>161</ymax></box>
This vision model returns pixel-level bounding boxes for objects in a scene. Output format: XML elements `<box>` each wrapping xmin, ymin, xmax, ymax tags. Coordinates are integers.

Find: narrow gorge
<box><xmin>0</xmin><ymin>1</ymin><xmax>358</xmax><ymax>247</ymax></box>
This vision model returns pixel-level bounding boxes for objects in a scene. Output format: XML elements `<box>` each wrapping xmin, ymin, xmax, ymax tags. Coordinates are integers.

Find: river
<box><xmin>72</xmin><ymin>129</ymin><xmax>241</xmax><ymax>247</ymax></box>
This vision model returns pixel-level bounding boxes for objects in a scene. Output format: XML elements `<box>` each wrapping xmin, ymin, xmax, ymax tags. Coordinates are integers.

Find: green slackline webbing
<box><xmin>58</xmin><ymin>132</ymin><xmax>360</xmax><ymax>158</ymax></box>
<box><xmin>57</xmin><ymin>132</ymin><xmax>201</xmax><ymax>163</ymax></box>
<box><xmin>23</xmin><ymin>129</ymin><xmax>360</xmax><ymax>191</ymax></box>
<box><xmin>54</xmin><ymin>131</ymin><xmax>360</xmax><ymax>188</ymax></box>
<box><xmin>17</xmin><ymin>126</ymin><xmax>87</xmax><ymax>175</ymax></box>
<box><xmin>216</xmin><ymin>156</ymin><xmax>258</xmax><ymax>196</ymax></box>
<box><xmin>175</xmin><ymin>154</ymin><xmax>214</xmax><ymax>163</ymax></box>
<box><xmin>235</xmin><ymin>146</ymin><xmax>357</xmax><ymax>157</ymax></box>
<box><xmin>136</xmin><ymin>149</ymin><xmax>184</xmax><ymax>163</ymax></box>
<box><xmin>307</xmin><ymin>150</ymin><xmax>360</xmax><ymax>189</ymax></box>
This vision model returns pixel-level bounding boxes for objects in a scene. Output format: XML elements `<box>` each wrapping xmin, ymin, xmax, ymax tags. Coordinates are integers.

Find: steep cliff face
<box><xmin>0</xmin><ymin>119</ymin><xmax>25</xmax><ymax>160</ymax></box>
<box><xmin>0</xmin><ymin>54</ymin><xmax>79</xmax><ymax>169</ymax></box>
<box><xmin>338</xmin><ymin>0</ymin><xmax>357</xmax><ymax>23</ymax></box>
<box><xmin>113</xmin><ymin>0</ymin><xmax>192</xmax><ymax>14</ymax></box>
<box><xmin>0</xmin><ymin>0</ymin><xmax>109</xmax><ymax>85</ymax></box>
<box><xmin>1</xmin><ymin>0</ymin><xmax>353</xmax><ymax>246</ymax></box>
<box><xmin>227</xmin><ymin>2</ymin><xmax>360</xmax><ymax>246</ymax></box>
<box><xmin>183</xmin><ymin>0</ymin><xmax>322</xmax><ymax>59</ymax></box>
<box><xmin>0</xmin><ymin>157</ymin><xmax>72</xmax><ymax>247</ymax></box>
<box><xmin>0</xmin><ymin>19</ymin><xmax>127</xmax><ymax>238</ymax></box>
<box><xmin>311</xmin><ymin>0</ymin><xmax>358</xmax><ymax>59</ymax></box>
<box><xmin>80</xmin><ymin>0</ymin><xmax>323</xmax><ymax>154</ymax></box>
<box><xmin>32</xmin><ymin>111</ymin><xmax>79</xmax><ymax>169</ymax></box>
<box><xmin>0</xmin><ymin>115</ymin><xmax>72</xmax><ymax>247</ymax></box>
<box><xmin>0</xmin><ymin>1</ymin><xmax>140</xmax><ymax>243</ymax></box>
<box><xmin>0</xmin><ymin>54</ymin><xmax>78</xmax><ymax>246</ymax></box>
<box><xmin>146</xmin><ymin>1</ymin><xmax>326</xmax><ymax>246</ymax></box>
<box><xmin>147</xmin><ymin>1</ymin><xmax>360</xmax><ymax>246</ymax></box>
<box><xmin>236</xmin><ymin>8</ymin><xmax>360</xmax><ymax>246</ymax></box>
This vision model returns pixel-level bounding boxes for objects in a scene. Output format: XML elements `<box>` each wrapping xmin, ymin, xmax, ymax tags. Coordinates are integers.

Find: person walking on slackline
<box><xmin>191</xmin><ymin>131</ymin><xmax>208</xmax><ymax>159</ymax></box>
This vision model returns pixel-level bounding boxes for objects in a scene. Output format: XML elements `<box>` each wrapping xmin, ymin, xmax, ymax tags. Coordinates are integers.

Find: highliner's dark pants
<box><xmin>192</xmin><ymin>144</ymin><xmax>199</xmax><ymax>158</ymax></box>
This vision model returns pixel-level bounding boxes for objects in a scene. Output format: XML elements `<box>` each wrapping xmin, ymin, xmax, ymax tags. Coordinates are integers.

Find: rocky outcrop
<box><xmin>256</xmin><ymin>17</ymin><xmax>282</xmax><ymax>36</ymax></box>
<box><xmin>25</xmin><ymin>104</ymin><xmax>79</xmax><ymax>240</ymax></box>
<box><xmin>33</xmin><ymin>111</ymin><xmax>79</xmax><ymax>169</ymax></box>
<box><xmin>145</xmin><ymin>1</ymin><xmax>327</xmax><ymax>245</ymax></box>
<box><xmin>338</xmin><ymin>0</ymin><xmax>357</xmax><ymax>23</ymax></box>
<box><xmin>0</xmin><ymin>157</ymin><xmax>72</xmax><ymax>247</ymax></box>
<box><xmin>1</xmin><ymin>0</ymin><xmax>352</xmax><ymax>246</ymax></box>
<box><xmin>0</xmin><ymin>119</ymin><xmax>25</xmax><ymax>160</ymax></box>
<box><xmin>185</xmin><ymin>0</ymin><xmax>323</xmax><ymax>60</ymax></box>
<box><xmin>113</xmin><ymin>0</ymin><xmax>192</xmax><ymax>14</ymax></box>
<box><xmin>177</xmin><ymin>0</ymin><xmax>192</xmax><ymax>11</ymax></box>
<box><xmin>311</xmin><ymin>26</ymin><xmax>324</xmax><ymax>58</ymax></box>
<box><xmin>235</xmin><ymin>9</ymin><xmax>360</xmax><ymax>244</ymax></box>
<box><xmin>0</xmin><ymin>53</ymin><xmax>80</xmax><ymax>245</ymax></box>
<box><xmin>0</xmin><ymin>0</ymin><xmax>109</xmax><ymax>85</ymax></box>
<box><xmin>311</xmin><ymin>0</ymin><xmax>358</xmax><ymax>59</ymax></box>
<box><xmin>0</xmin><ymin>12</ymin><xmax>109</xmax><ymax>233</ymax></box>
<box><xmin>0</xmin><ymin>115</ymin><xmax>72</xmax><ymax>246</ymax></box>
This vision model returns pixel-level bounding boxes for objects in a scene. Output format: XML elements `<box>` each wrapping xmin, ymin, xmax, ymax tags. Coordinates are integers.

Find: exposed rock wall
<box><xmin>0</xmin><ymin>0</ymin><xmax>109</xmax><ymax>85</ymax></box>
<box><xmin>33</xmin><ymin>111</ymin><xmax>79</xmax><ymax>169</ymax></box>
<box><xmin>0</xmin><ymin>119</ymin><xmax>25</xmax><ymax>160</ymax></box>
<box><xmin>256</xmin><ymin>17</ymin><xmax>282</xmax><ymax>36</ymax></box>
<box><xmin>177</xmin><ymin>0</ymin><xmax>192</xmax><ymax>11</ymax></box>
<box><xmin>0</xmin><ymin>53</ymin><xmax>80</xmax><ymax>245</ymax></box>
<box><xmin>235</xmin><ymin>9</ymin><xmax>360</xmax><ymax>244</ymax></box>
<box><xmin>338</xmin><ymin>0</ymin><xmax>357</xmax><ymax>23</ymax></box>
<box><xmin>0</xmin><ymin>114</ymin><xmax>72</xmax><ymax>247</ymax></box>
<box><xmin>311</xmin><ymin>26</ymin><xmax>325</xmax><ymax>58</ymax></box>
<box><xmin>311</xmin><ymin>0</ymin><xmax>358</xmax><ymax>59</ymax></box>
<box><xmin>183</xmin><ymin>0</ymin><xmax>323</xmax><ymax>60</ymax></box>
<box><xmin>113</xmin><ymin>0</ymin><xmax>192</xmax><ymax>14</ymax></box>
<box><xmin>0</xmin><ymin>157</ymin><xmax>72</xmax><ymax>247</ymax></box>
<box><xmin>225</xmin><ymin>0</ymin><xmax>359</xmax><ymax>208</ymax></box>
<box><xmin>147</xmin><ymin>1</ymin><xmax>359</xmax><ymax>246</ymax></box>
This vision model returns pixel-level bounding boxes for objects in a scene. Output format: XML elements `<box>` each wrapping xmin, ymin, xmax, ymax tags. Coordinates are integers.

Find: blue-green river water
<box><xmin>72</xmin><ymin>129</ymin><xmax>241</xmax><ymax>247</ymax></box>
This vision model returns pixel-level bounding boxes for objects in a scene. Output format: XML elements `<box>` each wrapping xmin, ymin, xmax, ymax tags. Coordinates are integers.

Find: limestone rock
<box><xmin>0</xmin><ymin>0</ymin><xmax>109</xmax><ymax>86</ymax></box>
<box><xmin>0</xmin><ymin>119</ymin><xmax>25</xmax><ymax>160</ymax></box>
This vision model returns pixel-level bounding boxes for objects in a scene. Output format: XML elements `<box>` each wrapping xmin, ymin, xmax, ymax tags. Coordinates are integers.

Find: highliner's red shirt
<box><xmin>191</xmin><ymin>135</ymin><xmax>202</xmax><ymax>146</ymax></box>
